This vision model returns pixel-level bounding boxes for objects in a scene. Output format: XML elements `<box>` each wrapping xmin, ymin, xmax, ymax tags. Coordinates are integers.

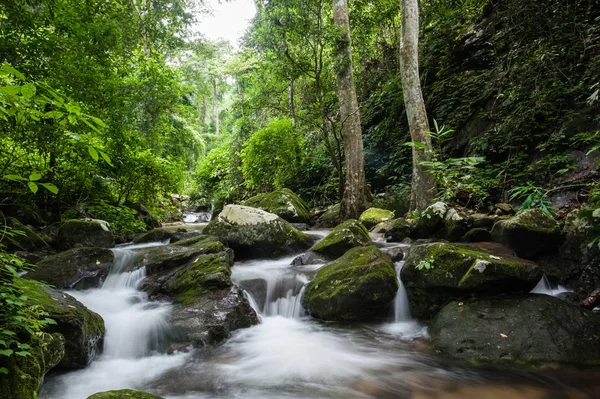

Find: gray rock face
<box><xmin>302</xmin><ymin>246</ymin><xmax>398</xmax><ymax>321</ymax></box>
<box><xmin>315</xmin><ymin>203</ymin><xmax>342</xmax><ymax>228</ymax></box>
<box><xmin>401</xmin><ymin>242</ymin><xmax>540</xmax><ymax>320</ymax></box>
<box><xmin>309</xmin><ymin>219</ymin><xmax>372</xmax><ymax>260</ymax></box>
<box><xmin>57</xmin><ymin>220</ymin><xmax>115</xmax><ymax>250</ymax></box>
<box><xmin>26</xmin><ymin>247</ymin><xmax>114</xmax><ymax>289</ymax></box>
<box><xmin>430</xmin><ymin>295</ymin><xmax>600</xmax><ymax>367</ymax></box>
<box><xmin>204</xmin><ymin>205</ymin><xmax>313</xmax><ymax>259</ymax></box>
<box><xmin>384</xmin><ymin>218</ymin><xmax>414</xmax><ymax>242</ymax></box>
<box><xmin>441</xmin><ymin>208</ymin><xmax>473</xmax><ymax>242</ymax></box>
<box><xmin>490</xmin><ymin>208</ymin><xmax>562</xmax><ymax>258</ymax></box>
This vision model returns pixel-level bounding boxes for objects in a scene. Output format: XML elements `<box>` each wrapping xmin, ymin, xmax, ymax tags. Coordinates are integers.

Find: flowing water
<box><xmin>40</xmin><ymin>237</ymin><xmax>600</xmax><ymax>399</ymax></box>
<box><xmin>530</xmin><ymin>274</ymin><xmax>573</xmax><ymax>297</ymax></box>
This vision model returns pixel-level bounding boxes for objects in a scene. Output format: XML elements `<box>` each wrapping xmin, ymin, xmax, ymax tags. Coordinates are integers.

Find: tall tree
<box><xmin>399</xmin><ymin>0</ymin><xmax>436</xmax><ymax>210</ymax></box>
<box><xmin>332</xmin><ymin>0</ymin><xmax>368</xmax><ymax>219</ymax></box>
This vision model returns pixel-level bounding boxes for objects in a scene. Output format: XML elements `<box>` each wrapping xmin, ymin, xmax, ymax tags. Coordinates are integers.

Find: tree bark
<box><xmin>332</xmin><ymin>0</ymin><xmax>368</xmax><ymax>220</ymax></box>
<box><xmin>213</xmin><ymin>78</ymin><xmax>219</xmax><ymax>135</ymax></box>
<box><xmin>289</xmin><ymin>78</ymin><xmax>296</xmax><ymax>125</ymax></box>
<box><xmin>400</xmin><ymin>0</ymin><xmax>436</xmax><ymax>211</ymax></box>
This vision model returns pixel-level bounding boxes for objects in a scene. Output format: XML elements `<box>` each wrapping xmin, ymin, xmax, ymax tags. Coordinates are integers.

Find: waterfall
<box><xmin>393</xmin><ymin>261</ymin><xmax>411</xmax><ymax>322</ymax></box>
<box><xmin>530</xmin><ymin>274</ymin><xmax>572</xmax><ymax>297</ymax></box>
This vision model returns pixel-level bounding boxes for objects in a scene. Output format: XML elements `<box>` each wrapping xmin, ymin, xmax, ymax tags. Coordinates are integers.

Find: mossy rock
<box><xmin>204</xmin><ymin>205</ymin><xmax>313</xmax><ymax>259</ymax></box>
<box><xmin>132</xmin><ymin>228</ymin><xmax>175</xmax><ymax>244</ymax></box>
<box><xmin>491</xmin><ymin>208</ymin><xmax>561</xmax><ymax>259</ymax></box>
<box><xmin>14</xmin><ymin>278</ymin><xmax>105</xmax><ymax>369</ymax></box>
<box><xmin>316</xmin><ymin>203</ymin><xmax>342</xmax><ymax>228</ymax></box>
<box><xmin>412</xmin><ymin>202</ymin><xmax>448</xmax><ymax>238</ymax></box>
<box><xmin>244</xmin><ymin>188</ymin><xmax>311</xmax><ymax>223</ymax></box>
<box><xmin>430</xmin><ymin>295</ymin><xmax>600</xmax><ymax>367</ymax></box>
<box><xmin>0</xmin><ymin>333</ymin><xmax>64</xmax><ymax>399</ymax></box>
<box><xmin>302</xmin><ymin>246</ymin><xmax>398</xmax><ymax>321</ymax></box>
<box><xmin>56</xmin><ymin>220</ymin><xmax>115</xmax><ymax>250</ymax></box>
<box><xmin>26</xmin><ymin>247</ymin><xmax>114</xmax><ymax>289</ymax></box>
<box><xmin>4</xmin><ymin>217</ymin><xmax>50</xmax><ymax>252</ymax></box>
<box><xmin>401</xmin><ymin>242</ymin><xmax>540</xmax><ymax>320</ymax></box>
<box><xmin>87</xmin><ymin>390</ymin><xmax>164</xmax><ymax>399</ymax></box>
<box><xmin>460</xmin><ymin>227</ymin><xmax>492</xmax><ymax>242</ymax></box>
<box><xmin>441</xmin><ymin>208</ymin><xmax>473</xmax><ymax>242</ymax></box>
<box><xmin>359</xmin><ymin>208</ymin><xmax>395</xmax><ymax>230</ymax></box>
<box><xmin>310</xmin><ymin>219</ymin><xmax>372</xmax><ymax>260</ymax></box>
<box><xmin>372</xmin><ymin>194</ymin><xmax>409</xmax><ymax>217</ymax></box>
<box><xmin>384</xmin><ymin>218</ymin><xmax>415</xmax><ymax>242</ymax></box>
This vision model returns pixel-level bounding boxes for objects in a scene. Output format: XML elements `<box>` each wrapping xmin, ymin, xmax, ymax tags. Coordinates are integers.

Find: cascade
<box><xmin>393</xmin><ymin>261</ymin><xmax>411</xmax><ymax>322</ymax></box>
<box><xmin>530</xmin><ymin>274</ymin><xmax>572</xmax><ymax>297</ymax></box>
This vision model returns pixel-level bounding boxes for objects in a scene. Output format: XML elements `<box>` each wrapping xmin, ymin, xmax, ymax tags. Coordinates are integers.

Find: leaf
<box><xmin>40</xmin><ymin>183</ymin><xmax>59</xmax><ymax>194</ymax></box>
<box><xmin>500</xmin><ymin>333</ymin><xmax>508</xmax><ymax>338</ymax></box>
<box><xmin>0</xmin><ymin>367</ymin><xmax>8</xmax><ymax>374</ymax></box>
<box><xmin>1</xmin><ymin>64</ymin><xmax>25</xmax><ymax>80</ymax></box>
<box><xmin>88</xmin><ymin>146</ymin><xmax>99</xmax><ymax>161</ymax></box>
<box><xmin>29</xmin><ymin>173</ymin><xmax>41</xmax><ymax>181</ymax></box>
<box><xmin>98</xmin><ymin>150</ymin><xmax>114</xmax><ymax>167</ymax></box>
<box><xmin>15</xmin><ymin>351</ymin><xmax>30</xmax><ymax>357</ymax></box>
<box><xmin>82</xmin><ymin>118</ymin><xmax>102</xmax><ymax>134</ymax></box>
<box><xmin>0</xmin><ymin>349</ymin><xmax>13</xmax><ymax>356</ymax></box>
<box><xmin>20</xmin><ymin>83</ymin><xmax>36</xmax><ymax>99</ymax></box>
<box><xmin>28</xmin><ymin>182</ymin><xmax>39</xmax><ymax>194</ymax></box>
<box><xmin>3</xmin><ymin>174</ymin><xmax>27</xmax><ymax>181</ymax></box>
<box><xmin>88</xmin><ymin>115</ymin><xmax>107</xmax><ymax>128</ymax></box>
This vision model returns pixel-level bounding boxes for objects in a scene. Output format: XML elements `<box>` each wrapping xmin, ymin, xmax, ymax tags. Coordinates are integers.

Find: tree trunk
<box><xmin>289</xmin><ymin>78</ymin><xmax>296</xmax><ymax>125</ymax></box>
<box><xmin>213</xmin><ymin>78</ymin><xmax>219</xmax><ymax>135</ymax></box>
<box><xmin>332</xmin><ymin>0</ymin><xmax>368</xmax><ymax>220</ymax></box>
<box><xmin>400</xmin><ymin>0</ymin><xmax>436</xmax><ymax>211</ymax></box>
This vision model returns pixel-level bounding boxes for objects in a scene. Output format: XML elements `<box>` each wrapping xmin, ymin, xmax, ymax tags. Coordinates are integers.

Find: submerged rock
<box><xmin>490</xmin><ymin>208</ymin><xmax>561</xmax><ymax>258</ymax></box>
<box><xmin>204</xmin><ymin>205</ymin><xmax>313</xmax><ymax>259</ymax></box>
<box><xmin>302</xmin><ymin>246</ymin><xmax>398</xmax><ymax>321</ymax></box>
<box><xmin>430</xmin><ymin>295</ymin><xmax>600</xmax><ymax>367</ymax></box>
<box><xmin>401</xmin><ymin>242</ymin><xmax>540</xmax><ymax>320</ymax></box>
<box><xmin>310</xmin><ymin>219</ymin><xmax>371</xmax><ymax>260</ymax></box>
<box><xmin>359</xmin><ymin>208</ymin><xmax>394</xmax><ymax>230</ymax></box>
<box><xmin>87</xmin><ymin>390</ymin><xmax>165</xmax><ymax>399</ymax></box>
<box><xmin>244</xmin><ymin>188</ymin><xmax>311</xmax><ymax>223</ymax></box>
<box><xmin>0</xmin><ymin>333</ymin><xmax>65</xmax><ymax>399</ymax></box>
<box><xmin>57</xmin><ymin>219</ymin><xmax>115</xmax><ymax>250</ymax></box>
<box><xmin>26</xmin><ymin>247</ymin><xmax>114</xmax><ymax>289</ymax></box>
<box><xmin>14</xmin><ymin>279</ymin><xmax>105</xmax><ymax>370</ymax></box>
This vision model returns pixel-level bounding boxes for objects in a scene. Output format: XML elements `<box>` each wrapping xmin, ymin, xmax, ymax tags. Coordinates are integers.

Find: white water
<box><xmin>530</xmin><ymin>274</ymin><xmax>572</xmax><ymax>296</ymax></box>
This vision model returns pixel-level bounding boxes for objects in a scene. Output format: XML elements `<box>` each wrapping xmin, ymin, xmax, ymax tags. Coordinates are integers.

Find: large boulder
<box><xmin>15</xmin><ymin>279</ymin><xmax>105</xmax><ymax>369</ymax></box>
<box><xmin>244</xmin><ymin>188</ymin><xmax>311</xmax><ymax>223</ymax></box>
<box><xmin>25</xmin><ymin>247</ymin><xmax>114</xmax><ymax>289</ymax></box>
<box><xmin>4</xmin><ymin>217</ymin><xmax>50</xmax><ymax>252</ymax></box>
<box><xmin>411</xmin><ymin>201</ymin><xmax>448</xmax><ymax>238</ymax></box>
<box><xmin>203</xmin><ymin>205</ymin><xmax>313</xmax><ymax>259</ymax></box>
<box><xmin>87</xmin><ymin>390</ymin><xmax>164</xmax><ymax>399</ymax></box>
<box><xmin>0</xmin><ymin>333</ymin><xmax>64</xmax><ymax>399</ymax></box>
<box><xmin>441</xmin><ymin>208</ymin><xmax>473</xmax><ymax>242</ymax></box>
<box><xmin>57</xmin><ymin>220</ymin><xmax>115</xmax><ymax>250</ymax></box>
<box><xmin>309</xmin><ymin>219</ymin><xmax>371</xmax><ymax>260</ymax></box>
<box><xmin>142</xmin><ymin>243</ymin><xmax>258</xmax><ymax>347</ymax></box>
<box><xmin>359</xmin><ymin>208</ymin><xmax>394</xmax><ymax>230</ymax></box>
<box><xmin>315</xmin><ymin>203</ymin><xmax>342</xmax><ymax>228</ymax></box>
<box><xmin>430</xmin><ymin>295</ymin><xmax>600</xmax><ymax>367</ymax></box>
<box><xmin>384</xmin><ymin>218</ymin><xmax>415</xmax><ymax>242</ymax></box>
<box><xmin>401</xmin><ymin>242</ymin><xmax>540</xmax><ymax>320</ymax></box>
<box><xmin>490</xmin><ymin>208</ymin><xmax>562</xmax><ymax>258</ymax></box>
<box><xmin>302</xmin><ymin>246</ymin><xmax>398</xmax><ymax>321</ymax></box>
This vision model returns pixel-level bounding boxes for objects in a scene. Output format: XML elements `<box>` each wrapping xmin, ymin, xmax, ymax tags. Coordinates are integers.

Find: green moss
<box><xmin>87</xmin><ymin>390</ymin><xmax>165</xmax><ymax>399</ymax></box>
<box><xmin>302</xmin><ymin>246</ymin><xmax>398</xmax><ymax>321</ymax></box>
<box><xmin>310</xmin><ymin>219</ymin><xmax>371</xmax><ymax>259</ymax></box>
<box><xmin>359</xmin><ymin>208</ymin><xmax>395</xmax><ymax>229</ymax></box>
<box><xmin>244</xmin><ymin>188</ymin><xmax>311</xmax><ymax>223</ymax></box>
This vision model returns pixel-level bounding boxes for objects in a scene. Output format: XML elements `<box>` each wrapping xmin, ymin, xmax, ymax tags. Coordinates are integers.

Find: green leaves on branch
<box><xmin>2</xmin><ymin>173</ymin><xmax>58</xmax><ymax>195</ymax></box>
<box><xmin>509</xmin><ymin>183</ymin><xmax>553</xmax><ymax>217</ymax></box>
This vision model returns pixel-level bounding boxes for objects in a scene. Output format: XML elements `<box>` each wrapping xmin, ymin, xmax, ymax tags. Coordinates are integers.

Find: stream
<box><xmin>39</xmin><ymin>235</ymin><xmax>600</xmax><ymax>399</ymax></box>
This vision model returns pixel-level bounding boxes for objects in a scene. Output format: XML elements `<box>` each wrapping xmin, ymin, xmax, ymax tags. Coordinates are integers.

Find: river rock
<box><xmin>244</xmin><ymin>188</ymin><xmax>311</xmax><ymax>223</ymax></box>
<box><xmin>25</xmin><ymin>247</ymin><xmax>114</xmax><ymax>289</ymax></box>
<box><xmin>0</xmin><ymin>333</ymin><xmax>65</xmax><ymax>399</ymax></box>
<box><xmin>302</xmin><ymin>246</ymin><xmax>398</xmax><ymax>321</ymax></box>
<box><xmin>132</xmin><ymin>228</ymin><xmax>175</xmax><ymax>244</ymax></box>
<box><xmin>315</xmin><ymin>203</ymin><xmax>342</xmax><ymax>228</ymax></box>
<box><xmin>401</xmin><ymin>242</ymin><xmax>540</xmax><ymax>320</ymax></box>
<box><xmin>87</xmin><ymin>390</ymin><xmax>165</xmax><ymax>399</ymax></box>
<box><xmin>429</xmin><ymin>295</ymin><xmax>600</xmax><ymax>367</ymax></box>
<box><xmin>359</xmin><ymin>208</ymin><xmax>394</xmax><ymax>230</ymax></box>
<box><xmin>203</xmin><ymin>205</ymin><xmax>313</xmax><ymax>259</ymax></box>
<box><xmin>441</xmin><ymin>208</ymin><xmax>473</xmax><ymax>242</ymax></box>
<box><xmin>14</xmin><ymin>279</ymin><xmax>105</xmax><ymax>369</ymax></box>
<box><xmin>412</xmin><ymin>202</ymin><xmax>448</xmax><ymax>238</ymax></box>
<box><xmin>460</xmin><ymin>227</ymin><xmax>492</xmax><ymax>242</ymax></box>
<box><xmin>57</xmin><ymin>219</ymin><xmax>115</xmax><ymax>250</ymax></box>
<box><xmin>384</xmin><ymin>218</ymin><xmax>414</xmax><ymax>242</ymax></box>
<box><xmin>310</xmin><ymin>219</ymin><xmax>371</xmax><ymax>260</ymax></box>
<box><xmin>490</xmin><ymin>208</ymin><xmax>562</xmax><ymax>258</ymax></box>
<box><xmin>4</xmin><ymin>217</ymin><xmax>50</xmax><ymax>252</ymax></box>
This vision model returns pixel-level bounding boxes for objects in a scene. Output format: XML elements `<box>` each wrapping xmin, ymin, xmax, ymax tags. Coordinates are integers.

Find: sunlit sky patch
<box><xmin>194</xmin><ymin>0</ymin><xmax>257</xmax><ymax>47</ymax></box>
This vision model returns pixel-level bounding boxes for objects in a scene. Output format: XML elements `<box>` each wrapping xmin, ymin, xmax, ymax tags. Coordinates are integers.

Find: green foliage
<box><xmin>415</xmin><ymin>257</ymin><xmax>435</xmax><ymax>271</ymax></box>
<box><xmin>509</xmin><ymin>183</ymin><xmax>553</xmax><ymax>217</ymax></box>
<box><xmin>241</xmin><ymin>118</ymin><xmax>304</xmax><ymax>191</ymax></box>
<box><xmin>85</xmin><ymin>201</ymin><xmax>147</xmax><ymax>236</ymax></box>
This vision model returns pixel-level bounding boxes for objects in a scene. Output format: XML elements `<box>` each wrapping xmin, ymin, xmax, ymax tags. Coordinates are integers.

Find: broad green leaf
<box><xmin>20</xmin><ymin>83</ymin><xmax>36</xmax><ymax>99</ymax></box>
<box><xmin>3</xmin><ymin>174</ymin><xmax>27</xmax><ymax>181</ymax></box>
<box><xmin>1</xmin><ymin>64</ymin><xmax>25</xmax><ymax>80</ymax></box>
<box><xmin>88</xmin><ymin>115</ymin><xmax>107</xmax><ymax>128</ymax></box>
<box><xmin>98</xmin><ymin>150</ymin><xmax>114</xmax><ymax>167</ymax></box>
<box><xmin>0</xmin><ymin>367</ymin><xmax>8</xmax><ymax>374</ymax></box>
<box><xmin>88</xmin><ymin>146</ymin><xmax>99</xmax><ymax>161</ymax></box>
<box><xmin>0</xmin><ymin>349</ymin><xmax>13</xmax><ymax>356</ymax></box>
<box><xmin>29</xmin><ymin>173</ymin><xmax>41</xmax><ymax>181</ymax></box>
<box><xmin>82</xmin><ymin>118</ymin><xmax>101</xmax><ymax>134</ymax></box>
<box><xmin>40</xmin><ymin>183</ymin><xmax>59</xmax><ymax>194</ymax></box>
<box><xmin>28</xmin><ymin>182</ymin><xmax>39</xmax><ymax>194</ymax></box>
<box><xmin>0</xmin><ymin>85</ymin><xmax>20</xmax><ymax>96</ymax></box>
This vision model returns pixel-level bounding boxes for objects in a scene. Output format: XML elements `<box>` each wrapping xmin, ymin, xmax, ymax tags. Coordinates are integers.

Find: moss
<box><xmin>244</xmin><ymin>188</ymin><xmax>311</xmax><ymax>223</ymax></box>
<box><xmin>316</xmin><ymin>203</ymin><xmax>342</xmax><ymax>228</ymax></box>
<box><xmin>310</xmin><ymin>219</ymin><xmax>371</xmax><ymax>259</ymax></box>
<box><xmin>167</xmin><ymin>252</ymin><xmax>233</xmax><ymax>305</ymax></box>
<box><xmin>359</xmin><ymin>208</ymin><xmax>395</xmax><ymax>229</ymax></box>
<box><xmin>87</xmin><ymin>390</ymin><xmax>164</xmax><ymax>399</ymax></box>
<box><xmin>302</xmin><ymin>246</ymin><xmax>398</xmax><ymax>321</ymax></box>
